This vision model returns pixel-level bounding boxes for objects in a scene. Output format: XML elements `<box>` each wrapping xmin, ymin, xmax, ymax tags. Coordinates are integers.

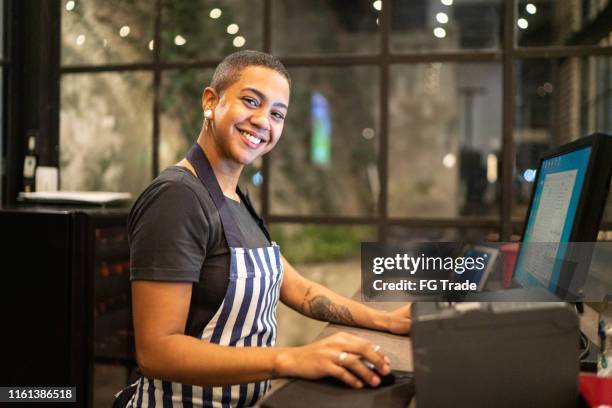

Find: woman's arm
<box><xmin>132</xmin><ymin>280</ymin><xmax>391</xmax><ymax>388</ymax></box>
<box><xmin>132</xmin><ymin>280</ymin><xmax>281</xmax><ymax>385</ymax></box>
<box><xmin>279</xmin><ymin>256</ymin><xmax>412</xmax><ymax>335</ymax></box>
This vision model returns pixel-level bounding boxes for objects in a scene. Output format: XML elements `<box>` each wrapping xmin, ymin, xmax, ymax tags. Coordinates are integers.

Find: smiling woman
<box><xmin>199</xmin><ymin>65</ymin><xmax>290</xmax><ymax>170</ymax></box>
<box><xmin>116</xmin><ymin>50</ymin><xmax>411</xmax><ymax>408</ymax></box>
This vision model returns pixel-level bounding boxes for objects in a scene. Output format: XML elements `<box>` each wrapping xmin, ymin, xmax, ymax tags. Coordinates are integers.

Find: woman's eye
<box><xmin>272</xmin><ymin>112</ymin><xmax>285</xmax><ymax>121</ymax></box>
<box><xmin>243</xmin><ymin>97</ymin><xmax>258</xmax><ymax>107</ymax></box>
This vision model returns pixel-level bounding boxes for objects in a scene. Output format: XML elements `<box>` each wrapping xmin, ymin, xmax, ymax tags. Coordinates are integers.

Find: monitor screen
<box><xmin>514</xmin><ymin>146</ymin><xmax>592</xmax><ymax>292</ymax></box>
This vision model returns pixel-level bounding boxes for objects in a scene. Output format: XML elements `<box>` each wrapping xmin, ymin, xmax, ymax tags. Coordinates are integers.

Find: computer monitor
<box><xmin>513</xmin><ymin>133</ymin><xmax>612</xmax><ymax>301</ymax></box>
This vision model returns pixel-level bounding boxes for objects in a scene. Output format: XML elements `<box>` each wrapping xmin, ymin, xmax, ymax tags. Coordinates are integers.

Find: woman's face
<box><xmin>206</xmin><ymin>65</ymin><xmax>290</xmax><ymax>166</ymax></box>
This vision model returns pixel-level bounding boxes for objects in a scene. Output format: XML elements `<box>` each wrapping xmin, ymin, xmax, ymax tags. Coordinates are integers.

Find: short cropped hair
<box><xmin>210</xmin><ymin>50</ymin><xmax>291</xmax><ymax>94</ymax></box>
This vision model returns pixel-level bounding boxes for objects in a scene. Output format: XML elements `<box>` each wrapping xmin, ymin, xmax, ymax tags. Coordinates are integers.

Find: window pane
<box><xmin>391</xmin><ymin>0</ymin><xmax>503</xmax><ymax>53</ymax></box>
<box><xmin>514</xmin><ymin>57</ymin><xmax>612</xmax><ymax>219</ymax></box>
<box><xmin>161</xmin><ymin>0</ymin><xmax>263</xmax><ymax>61</ymax></box>
<box><xmin>271</xmin><ymin>0</ymin><xmax>380</xmax><ymax>56</ymax></box>
<box><xmin>61</xmin><ymin>0</ymin><xmax>154</xmax><ymax>65</ymax></box>
<box><xmin>271</xmin><ymin>223</ymin><xmax>374</xmax><ymax>264</ymax></box>
<box><xmin>159</xmin><ymin>69</ymin><xmax>262</xmax><ymax>211</ymax></box>
<box><xmin>60</xmin><ymin>72</ymin><xmax>153</xmax><ymax>197</ymax></box>
<box><xmin>269</xmin><ymin>66</ymin><xmax>380</xmax><ymax>217</ymax></box>
<box><xmin>160</xmin><ymin>69</ymin><xmax>213</xmax><ymax>172</ymax></box>
<box><xmin>388</xmin><ymin>63</ymin><xmax>502</xmax><ymax>218</ymax></box>
<box><xmin>270</xmin><ymin>223</ymin><xmax>375</xmax><ymax>346</ymax></box>
<box><xmin>517</xmin><ymin>0</ymin><xmax>612</xmax><ymax>47</ymax></box>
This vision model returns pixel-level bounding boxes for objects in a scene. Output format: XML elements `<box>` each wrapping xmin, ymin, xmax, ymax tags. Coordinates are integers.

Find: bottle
<box><xmin>23</xmin><ymin>133</ymin><xmax>38</xmax><ymax>192</ymax></box>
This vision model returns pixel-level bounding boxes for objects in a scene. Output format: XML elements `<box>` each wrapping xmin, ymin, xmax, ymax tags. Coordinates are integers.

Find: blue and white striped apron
<box><xmin>126</xmin><ymin>143</ymin><xmax>284</xmax><ymax>408</ymax></box>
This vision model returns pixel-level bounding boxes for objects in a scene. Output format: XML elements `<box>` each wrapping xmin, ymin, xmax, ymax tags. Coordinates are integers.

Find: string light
<box><xmin>436</xmin><ymin>12</ymin><xmax>449</xmax><ymax>24</ymax></box>
<box><xmin>433</xmin><ymin>27</ymin><xmax>447</xmax><ymax>38</ymax></box>
<box><xmin>233</xmin><ymin>36</ymin><xmax>246</xmax><ymax>47</ymax></box>
<box><xmin>443</xmin><ymin>153</ymin><xmax>456</xmax><ymax>168</ymax></box>
<box><xmin>227</xmin><ymin>24</ymin><xmax>239</xmax><ymax>35</ymax></box>
<box><xmin>526</xmin><ymin>4</ymin><xmax>537</xmax><ymax>14</ymax></box>
<box><xmin>362</xmin><ymin>128</ymin><xmax>375</xmax><ymax>140</ymax></box>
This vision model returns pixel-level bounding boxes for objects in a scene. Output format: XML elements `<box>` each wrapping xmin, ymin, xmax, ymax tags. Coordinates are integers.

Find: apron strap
<box><xmin>237</xmin><ymin>187</ymin><xmax>272</xmax><ymax>244</ymax></box>
<box><xmin>186</xmin><ymin>143</ymin><xmax>245</xmax><ymax>248</ymax></box>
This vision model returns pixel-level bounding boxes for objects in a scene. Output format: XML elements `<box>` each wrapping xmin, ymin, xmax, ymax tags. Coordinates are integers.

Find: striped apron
<box><xmin>126</xmin><ymin>143</ymin><xmax>284</xmax><ymax>407</ymax></box>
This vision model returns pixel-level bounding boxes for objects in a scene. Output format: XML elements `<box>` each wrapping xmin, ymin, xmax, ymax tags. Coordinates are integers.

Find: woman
<box><xmin>117</xmin><ymin>50</ymin><xmax>412</xmax><ymax>407</ymax></box>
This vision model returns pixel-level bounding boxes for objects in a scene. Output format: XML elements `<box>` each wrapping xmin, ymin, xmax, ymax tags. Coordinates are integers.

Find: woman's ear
<box><xmin>201</xmin><ymin>87</ymin><xmax>219</xmax><ymax>112</ymax></box>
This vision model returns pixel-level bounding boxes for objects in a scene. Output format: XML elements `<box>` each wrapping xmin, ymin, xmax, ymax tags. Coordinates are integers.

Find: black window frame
<box><xmin>5</xmin><ymin>0</ymin><xmax>612</xmax><ymax>237</ymax></box>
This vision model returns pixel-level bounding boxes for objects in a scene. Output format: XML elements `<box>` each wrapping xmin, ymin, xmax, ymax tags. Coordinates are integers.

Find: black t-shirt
<box><xmin>127</xmin><ymin>166</ymin><xmax>270</xmax><ymax>337</ymax></box>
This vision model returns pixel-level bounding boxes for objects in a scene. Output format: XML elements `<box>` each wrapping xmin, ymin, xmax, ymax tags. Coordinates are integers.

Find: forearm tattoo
<box><xmin>300</xmin><ymin>285</ymin><xmax>313</xmax><ymax>315</ymax></box>
<box><xmin>307</xmin><ymin>294</ymin><xmax>357</xmax><ymax>326</ymax></box>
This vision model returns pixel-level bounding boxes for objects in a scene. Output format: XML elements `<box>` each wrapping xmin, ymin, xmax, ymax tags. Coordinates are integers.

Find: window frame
<box><xmin>12</xmin><ymin>0</ymin><xmax>612</xmax><ymax>237</ymax></box>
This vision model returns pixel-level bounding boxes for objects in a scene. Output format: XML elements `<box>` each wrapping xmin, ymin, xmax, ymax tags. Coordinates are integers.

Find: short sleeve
<box><xmin>128</xmin><ymin>180</ymin><xmax>208</xmax><ymax>282</ymax></box>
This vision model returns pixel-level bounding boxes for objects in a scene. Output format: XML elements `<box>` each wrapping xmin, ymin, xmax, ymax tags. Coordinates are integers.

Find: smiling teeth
<box><xmin>240</xmin><ymin>130</ymin><xmax>261</xmax><ymax>145</ymax></box>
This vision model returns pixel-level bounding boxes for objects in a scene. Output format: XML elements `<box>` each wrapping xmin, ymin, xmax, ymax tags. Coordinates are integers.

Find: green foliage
<box><xmin>271</xmin><ymin>225</ymin><xmax>371</xmax><ymax>264</ymax></box>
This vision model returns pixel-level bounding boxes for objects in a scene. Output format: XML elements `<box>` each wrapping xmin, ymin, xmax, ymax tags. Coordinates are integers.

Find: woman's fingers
<box><xmin>337</xmin><ymin>352</ymin><xmax>382</xmax><ymax>387</ymax></box>
<box><xmin>332</xmin><ymin>333</ymin><xmax>390</xmax><ymax>376</ymax></box>
<box><xmin>327</xmin><ymin>362</ymin><xmax>363</xmax><ymax>389</ymax></box>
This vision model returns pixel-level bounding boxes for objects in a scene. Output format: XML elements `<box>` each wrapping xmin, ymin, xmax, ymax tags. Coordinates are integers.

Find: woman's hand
<box><xmin>274</xmin><ymin>332</ymin><xmax>391</xmax><ymax>388</ymax></box>
<box><xmin>385</xmin><ymin>303</ymin><xmax>412</xmax><ymax>335</ymax></box>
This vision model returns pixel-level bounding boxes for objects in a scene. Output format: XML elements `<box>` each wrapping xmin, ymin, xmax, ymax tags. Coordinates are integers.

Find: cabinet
<box><xmin>1</xmin><ymin>207</ymin><xmax>134</xmax><ymax>408</ymax></box>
